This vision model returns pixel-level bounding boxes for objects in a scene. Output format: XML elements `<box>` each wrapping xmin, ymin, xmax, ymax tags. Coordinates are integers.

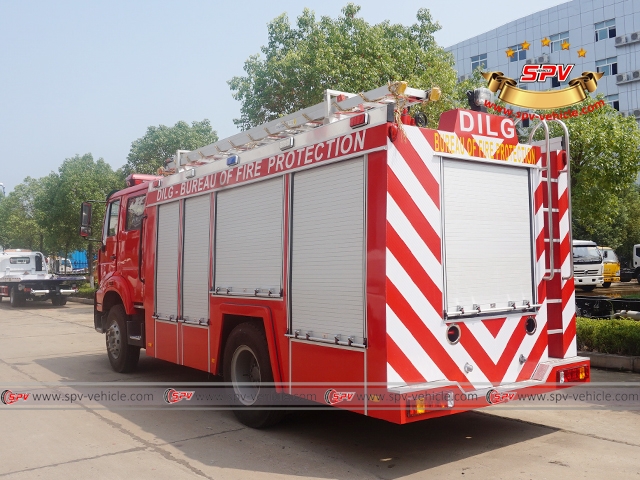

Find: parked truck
<box><xmin>598</xmin><ymin>246</ymin><xmax>620</xmax><ymax>287</ymax></box>
<box><xmin>0</xmin><ymin>249</ymin><xmax>84</xmax><ymax>307</ymax></box>
<box><xmin>80</xmin><ymin>83</ymin><xmax>589</xmax><ymax>428</ymax></box>
<box><xmin>572</xmin><ymin>240</ymin><xmax>604</xmax><ymax>292</ymax></box>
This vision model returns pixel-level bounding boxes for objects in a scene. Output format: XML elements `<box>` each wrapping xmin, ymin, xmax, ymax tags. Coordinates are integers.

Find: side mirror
<box><xmin>79</xmin><ymin>202</ymin><xmax>92</xmax><ymax>238</ymax></box>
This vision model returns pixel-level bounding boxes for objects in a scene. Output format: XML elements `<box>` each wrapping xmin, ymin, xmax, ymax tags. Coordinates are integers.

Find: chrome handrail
<box><xmin>529</xmin><ymin>120</ymin><xmax>554</xmax><ymax>281</ymax></box>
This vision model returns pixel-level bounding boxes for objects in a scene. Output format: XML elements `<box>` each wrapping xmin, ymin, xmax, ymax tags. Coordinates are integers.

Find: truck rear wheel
<box><xmin>579</xmin><ymin>286</ymin><xmax>596</xmax><ymax>292</ymax></box>
<box><xmin>10</xmin><ymin>288</ymin><xmax>25</xmax><ymax>307</ymax></box>
<box><xmin>223</xmin><ymin>322</ymin><xmax>284</xmax><ymax>429</ymax></box>
<box><xmin>105</xmin><ymin>305</ymin><xmax>140</xmax><ymax>373</ymax></box>
<box><xmin>602</xmin><ymin>282</ymin><xmax>611</xmax><ymax>288</ymax></box>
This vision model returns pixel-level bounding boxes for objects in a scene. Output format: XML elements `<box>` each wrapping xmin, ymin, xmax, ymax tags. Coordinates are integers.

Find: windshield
<box><xmin>573</xmin><ymin>246</ymin><xmax>602</xmax><ymax>264</ymax></box>
<box><xmin>600</xmin><ymin>248</ymin><xmax>619</xmax><ymax>263</ymax></box>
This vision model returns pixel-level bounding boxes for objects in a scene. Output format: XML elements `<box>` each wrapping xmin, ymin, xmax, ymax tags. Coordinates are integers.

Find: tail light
<box><xmin>557</xmin><ymin>365</ymin><xmax>589</xmax><ymax>383</ymax></box>
<box><xmin>407</xmin><ymin>391</ymin><xmax>454</xmax><ymax>417</ymax></box>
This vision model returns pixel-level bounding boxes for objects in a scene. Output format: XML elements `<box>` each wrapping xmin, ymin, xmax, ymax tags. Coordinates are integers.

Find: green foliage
<box><xmin>229</xmin><ymin>4</ymin><xmax>483</xmax><ymax>130</ymax></box>
<box><xmin>0</xmin><ymin>177</ymin><xmax>47</xmax><ymax>250</ymax></box>
<box><xmin>76</xmin><ymin>283</ymin><xmax>98</xmax><ymax>299</ymax></box>
<box><xmin>34</xmin><ymin>154</ymin><xmax>121</xmax><ymax>258</ymax></box>
<box><xmin>531</xmin><ymin>98</ymin><xmax>640</xmax><ymax>253</ymax></box>
<box><xmin>577</xmin><ymin>317</ymin><xmax>640</xmax><ymax>356</ymax></box>
<box><xmin>124</xmin><ymin>120</ymin><xmax>218</xmax><ymax>176</ymax></box>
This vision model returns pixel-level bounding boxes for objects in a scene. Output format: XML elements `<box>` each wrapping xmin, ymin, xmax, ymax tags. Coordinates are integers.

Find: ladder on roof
<box><xmin>166</xmin><ymin>82</ymin><xmax>439</xmax><ymax>173</ymax></box>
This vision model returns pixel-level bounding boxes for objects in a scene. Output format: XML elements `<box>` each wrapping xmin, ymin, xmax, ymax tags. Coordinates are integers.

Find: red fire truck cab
<box><xmin>81</xmin><ymin>84</ymin><xmax>589</xmax><ymax>428</ymax></box>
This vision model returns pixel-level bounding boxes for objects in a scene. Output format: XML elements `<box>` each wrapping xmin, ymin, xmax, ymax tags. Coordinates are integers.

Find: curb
<box><xmin>67</xmin><ymin>297</ymin><xmax>94</xmax><ymax>305</ymax></box>
<box><xmin>579</xmin><ymin>352</ymin><xmax>640</xmax><ymax>373</ymax></box>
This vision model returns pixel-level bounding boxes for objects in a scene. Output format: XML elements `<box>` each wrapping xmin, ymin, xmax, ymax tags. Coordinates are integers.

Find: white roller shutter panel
<box><xmin>291</xmin><ymin>158</ymin><xmax>365</xmax><ymax>344</ymax></box>
<box><xmin>215</xmin><ymin>178</ymin><xmax>283</xmax><ymax>295</ymax></box>
<box><xmin>182</xmin><ymin>194</ymin><xmax>211</xmax><ymax>323</ymax></box>
<box><xmin>155</xmin><ymin>201</ymin><xmax>180</xmax><ymax>320</ymax></box>
<box><xmin>442</xmin><ymin>159</ymin><xmax>534</xmax><ymax>314</ymax></box>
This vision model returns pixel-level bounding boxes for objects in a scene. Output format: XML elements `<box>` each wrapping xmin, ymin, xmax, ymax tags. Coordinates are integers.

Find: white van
<box><xmin>572</xmin><ymin>240</ymin><xmax>604</xmax><ymax>291</ymax></box>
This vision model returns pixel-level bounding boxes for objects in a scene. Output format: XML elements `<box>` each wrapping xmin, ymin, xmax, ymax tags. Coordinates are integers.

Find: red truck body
<box><xmin>92</xmin><ymin>90</ymin><xmax>588</xmax><ymax>425</ymax></box>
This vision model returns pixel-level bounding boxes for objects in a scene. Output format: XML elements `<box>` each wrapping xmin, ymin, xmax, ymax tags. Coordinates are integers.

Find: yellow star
<box><xmin>521</xmin><ymin>40</ymin><xmax>531</xmax><ymax>50</ymax></box>
<box><xmin>577</xmin><ymin>48</ymin><xmax>587</xmax><ymax>57</ymax></box>
<box><xmin>541</xmin><ymin>37</ymin><xmax>551</xmax><ymax>47</ymax></box>
<box><xmin>506</xmin><ymin>48</ymin><xmax>515</xmax><ymax>58</ymax></box>
<box><xmin>561</xmin><ymin>40</ymin><xmax>570</xmax><ymax>50</ymax></box>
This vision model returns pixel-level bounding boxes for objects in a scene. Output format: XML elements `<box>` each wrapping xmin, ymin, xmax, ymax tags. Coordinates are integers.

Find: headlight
<box><xmin>615</xmin><ymin>270</ymin><xmax>620</xmax><ymax>276</ymax></box>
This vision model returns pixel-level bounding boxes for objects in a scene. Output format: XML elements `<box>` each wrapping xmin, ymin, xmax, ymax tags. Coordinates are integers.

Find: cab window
<box><xmin>126</xmin><ymin>196</ymin><xmax>145</xmax><ymax>231</ymax></box>
<box><xmin>106</xmin><ymin>200</ymin><xmax>120</xmax><ymax>237</ymax></box>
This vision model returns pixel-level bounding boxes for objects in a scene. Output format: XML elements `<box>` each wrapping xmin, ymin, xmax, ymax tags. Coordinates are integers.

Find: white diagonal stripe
<box><xmin>387</xmin><ymin>194</ymin><xmax>442</xmax><ymax>290</ymax></box>
<box><xmin>388</xmin><ymin>142</ymin><xmax>441</xmax><ymax>235</ymax></box>
<box><xmin>387</xmin><ymin>363</ymin><xmax>405</xmax><ymax>388</ymax></box>
<box><xmin>404</xmin><ymin>126</ymin><xmax>440</xmax><ymax>181</ymax></box>
<box><xmin>501</xmin><ymin>302</ymin><xmax>549</xmax><ymax>383</ymax></box>
<box><xmin>387</xmin><ymin>306</ymin><xmax>445</xmax><ymax>382</ymax></box>
<box><xmin>466</xmin><ymin>313</ymin><xmax>522</xmax><ymax>364</ymax></box>
<box><xmin>386</xmin><ymin>250</ymin><xmax>491</xmax><ymax>389</ymax></box>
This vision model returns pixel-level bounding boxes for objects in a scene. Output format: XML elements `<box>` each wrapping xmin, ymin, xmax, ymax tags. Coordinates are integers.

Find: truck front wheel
<box><xmin>105</xmin><ymin>305</ymin><xmax>140</xmax><ymax>373</ymax></box>
<box><xmin>223</xmin><ymin>322</ymin><xmax>284</xmax><ymax>428</ymax></box>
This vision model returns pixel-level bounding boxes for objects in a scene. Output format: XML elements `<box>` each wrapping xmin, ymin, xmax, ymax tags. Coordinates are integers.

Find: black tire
<box><xmin>51</xmin><ymin>296</ymin><xmax>60</xmax><ymax>306</ymax></box>
<box><xmin>579</xmin><ymin>285</ymin><xmax>596</xmax><ymax>292</ymax></box>
<box><xmin>223</xmin><ymin>322</ymin><xmax>284</xmax><ymax>428</ymax></box>
<box><xmin>10</xmin><ymin>288</ymin><xmax>25</xmax><ymax>308</ymax></box>
<box><xmin>58</xmin><ymin>296</ymin><xmax>67</xmax><ymax>306</ymax></box>
<box><xmin>105</xmin><ymin>305</ymin><xmax>140</xmax><ymax>373</ymax></box>
<box><xmin>602</xmin><ymin>282</ymin><xmax>611</xmax><ymax>288</ymax></box>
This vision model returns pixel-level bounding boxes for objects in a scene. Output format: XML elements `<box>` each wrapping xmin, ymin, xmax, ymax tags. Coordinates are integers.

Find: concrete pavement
<box><xmin>0</xmin><ymin>301</ymin><xmax>639</xmax><ymax>479</ymax></box>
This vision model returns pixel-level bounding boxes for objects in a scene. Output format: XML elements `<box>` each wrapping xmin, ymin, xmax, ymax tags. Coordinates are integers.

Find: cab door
<box><xmin>100</xmin><ymin>198</ymin><xmax>121</xmax><ymax>281</ymax></box>
<box><xmin>118</xmin><ymin>194</ymin><xmax>146</xmax><ymax>303</ymax></box>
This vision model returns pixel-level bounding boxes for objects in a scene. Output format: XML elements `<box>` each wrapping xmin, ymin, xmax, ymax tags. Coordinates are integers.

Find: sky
<box><xmin>0</xmin><ymin>0</ymin><xmax>568</xmax><ymax>194</ymax></box>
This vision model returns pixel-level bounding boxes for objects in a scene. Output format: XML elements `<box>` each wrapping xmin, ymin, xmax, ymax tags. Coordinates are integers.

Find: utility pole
<box><xmin>0</xmin><ymin>183</ymin><xmax>5</xmax><ymax>198</ymax></box>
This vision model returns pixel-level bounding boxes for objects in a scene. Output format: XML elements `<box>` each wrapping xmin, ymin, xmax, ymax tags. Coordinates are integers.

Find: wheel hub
<box><xmin>231</xmin><ymin>345</ymin><xmax>261</xmax><ymax>406</ymax></box>
<box><xmin>106</xmin><ymin>321</ymin><xmax>121</xmax><ymax>359</ymax></box>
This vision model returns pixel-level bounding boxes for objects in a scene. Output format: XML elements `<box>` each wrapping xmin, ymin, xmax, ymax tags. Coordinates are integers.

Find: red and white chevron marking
<box><xmin>558</xmin><ymin>155</ymin><xmax>577</xmax><ymax>358</ymax></box>
<box><xmin>385</xmin><ymin>126</ymin><xmax>548</xmax><ymax>390</ymax></box>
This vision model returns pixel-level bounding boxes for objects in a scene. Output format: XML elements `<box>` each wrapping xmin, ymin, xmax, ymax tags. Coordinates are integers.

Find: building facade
<box><xmin>446</xmin><ymin>0</ymin><xmax>640</xmax><ymax>119</ymax></box>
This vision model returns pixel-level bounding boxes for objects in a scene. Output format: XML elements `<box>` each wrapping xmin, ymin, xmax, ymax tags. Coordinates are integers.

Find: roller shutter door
<box><xmin>442</xmin><ymin>159</ymin><xmax>534</xmax><ymax>314</ymax></box>
<box><xmin>215</xmin><ymin>178</ymin><xmax>283</xmax><ymax>295</ymax></box>
<box><xmin>182</xmin><ymin>194</ymin><xmax>211</xmax><ymax>323</ymax></box>
<box><xmin>291</xmin><ymin>158</ymin><xmax>365</xmax><ymax>344</ymax></box>
<box><xmin>155</xmin><ymin>201</ymin><xmax>180</xmax><ymax>320</ymax></box>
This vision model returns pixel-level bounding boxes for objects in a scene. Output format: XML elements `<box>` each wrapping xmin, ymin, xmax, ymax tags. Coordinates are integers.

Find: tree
<box><xmin>539</xmin><ymin>99</ymin><xmax>640</xmax><ymax>255</ymax></box>
<box><xmin>123</xmin><ymin>120</ymin><xmax>218</xmax><ymax>176</ymax></box>
<box><xmin>36</xmin><ymin>154</ymin><xmax>121</xmax><ymax>267</ymax></box>
<box><xmin>0</xmin><ymin>177</ymin><xmax>47</xmax><ymax>251</ymax></box>
<box><xmin>229</xmin><ymin>4</ymin><xmax>481</xmax><ymax>131</ymax></box>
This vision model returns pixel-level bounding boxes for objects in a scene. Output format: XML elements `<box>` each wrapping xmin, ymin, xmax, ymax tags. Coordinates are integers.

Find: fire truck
<box><xmin>80</xmin><ymin>83</ymin><xmax>589</xmax><ymax>428</ymax></box>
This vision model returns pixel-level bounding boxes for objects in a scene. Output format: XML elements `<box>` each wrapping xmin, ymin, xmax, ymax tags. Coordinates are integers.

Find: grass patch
<box><xmin>577</xmin><ymin>317</ymin><xmax>640</xmax><ymax>356</ymax></box>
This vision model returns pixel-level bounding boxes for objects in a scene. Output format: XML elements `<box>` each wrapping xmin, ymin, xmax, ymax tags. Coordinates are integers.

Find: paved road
<box><xmin>0</xmin><ymin>301</ymin><xmax>639</xmax><ymax>479</ymax></box>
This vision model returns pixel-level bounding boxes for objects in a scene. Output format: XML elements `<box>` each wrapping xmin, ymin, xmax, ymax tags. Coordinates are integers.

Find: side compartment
<box><xmin>154</xmin><ymin>200</ymin><xmax>180</xmax><ymax>363</ymax></box>
<box><xmin>289</xmin><ymin>157</ymin><xmax>367</xmax><ymax>411</ymax></box>
<box><xmin>181</xmin><ymin>194</ymin><xmax>212</xmax><ymax>371</ymax></box>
